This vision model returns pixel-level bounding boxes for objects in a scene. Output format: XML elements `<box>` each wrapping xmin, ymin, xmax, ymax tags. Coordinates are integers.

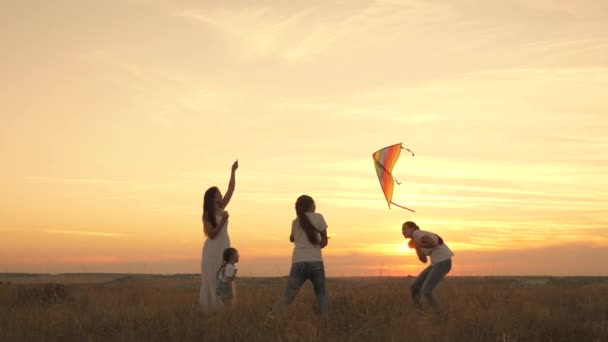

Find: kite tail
<box><xmin>401</xmin><ymin>146</ymin><xmax>415</xmax><ymax>157</ymax></box>
<box><xmin>391</xmin><ymin>201</ymin><xmax>415</xmax><ymax>212</ymax></box>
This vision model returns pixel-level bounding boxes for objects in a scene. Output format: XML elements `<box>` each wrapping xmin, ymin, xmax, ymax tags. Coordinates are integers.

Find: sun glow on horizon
<box><xmin>1</xmin><ymin>0</ymin><xmax>608</xmax><ymax>276</ymax></box>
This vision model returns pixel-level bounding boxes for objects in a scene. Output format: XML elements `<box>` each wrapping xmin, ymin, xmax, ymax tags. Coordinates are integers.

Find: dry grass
<box><xmin>1</xmin><ymin>275</ymin><xmax>606</xmax><ymax>341</ymax></box>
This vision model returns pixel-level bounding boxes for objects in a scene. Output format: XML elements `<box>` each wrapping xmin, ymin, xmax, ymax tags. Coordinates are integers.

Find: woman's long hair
<box><xmin>295</xmin><ymin>195</ymin><xmax>320</xmax><ymax>245</ymax></box>
<box><xmin>203</xmin><ymin>186</ymin><xmax>219</xmax><ymax>228</ymax></box>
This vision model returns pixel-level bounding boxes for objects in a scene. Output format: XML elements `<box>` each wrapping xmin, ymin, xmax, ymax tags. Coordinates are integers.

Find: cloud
<box><xmin>77</xmin><ymin>49</ymin><xmax>232</xmax><ymax>125</ymax></box>
<box><xmin>20</xmin><ymin>254</ymin><xmax>200</xmax><ymax>267</ymax></box>
<box><xmin>234</xmin><ymin>241</ymin><xmax>608</xmax><ymax>276</ymax></box>
<box><xmin>263</xmin><ymin>67</ymin><xmax>608</xmax><ymax>141</ymax></box>
<box><xmin>173</xmin><ymin>1</ymin><xmax>456</xmax><ymax>62</ymax></box>
<box><xmin>24</xmin><ymin>176</ymin><xmax>129</xmax><ymax>184</ymax></box>
<box><xmin>42</xmin><ymin>229</ymin><xmax>132</xmax><ymax>238</ymax></box>
<box><xmin>171</xmin><ymin>0</ymin><xmax>608</xmax><ymax>71</ymax></box>
<box><xmin>510</xmin><ymin>0</ymin><xmax>608</xmax><ymax>15</ymax></box>
<box><xmin>175</xmin><ymin>88</ymin><xmax>230</xmax><ymax>112</ymax></box>
<box><xmin>268</xmin><ymin>100</ymin><xmax>444</xmax><ymax>123</ymax></box>
<box><xmin>453</xmin><ymin>243</ymin><xmax>608</xmax><ymax>276</ymax></box>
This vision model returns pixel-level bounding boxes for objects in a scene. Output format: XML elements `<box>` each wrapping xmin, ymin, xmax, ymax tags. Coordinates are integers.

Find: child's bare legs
<box><xmin>222</xmin><ymin>294</ymin><xmax>233</xmax><ymax>308</ymax></box>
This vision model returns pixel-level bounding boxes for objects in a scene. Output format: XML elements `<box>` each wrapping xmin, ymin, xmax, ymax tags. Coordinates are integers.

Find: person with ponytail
<box><xmin>199</xmin><ymin>160</ymin><xmax>238</xmax><ymax>312</ymax></box>
<box><xmin>402</xmin><ymin>221</ymin><xmax>454</xmax><ymax>313</ymax></box>
<box><xmin>269</xmin><ymin>195</ymin><xmax>329</xmax><ymax>318</ymax></box>
<box><xmin>216</xmin><ymin>247</ymin><xmax>239</xmax><ymax>308</ymax></box>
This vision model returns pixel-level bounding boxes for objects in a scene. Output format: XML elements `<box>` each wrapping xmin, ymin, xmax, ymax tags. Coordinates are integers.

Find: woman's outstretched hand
<box><xmin>231</xmin><ymin>160</ymin><xmax>239</xmax><ymax>172</ymax></box>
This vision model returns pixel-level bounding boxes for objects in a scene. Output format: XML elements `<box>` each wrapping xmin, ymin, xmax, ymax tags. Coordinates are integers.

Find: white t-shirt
<box><xmin>218</xmin><ymin>264</ymin><xmax>237</xmax><ymax>282</ymax></box>
<box><xmin>413</xmin><ymin>230</ymin><xmax>454</xmax><ymax>264</ymax></box>
<box><xmin>291</xmin><ymin>212</ymin><xmax>328</xmax><ymax>263</ymax></box>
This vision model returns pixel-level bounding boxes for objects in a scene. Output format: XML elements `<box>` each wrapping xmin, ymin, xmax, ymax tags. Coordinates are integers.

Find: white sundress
<box><xmin>198</xmin><ymin>212</ymin><xmax>236</xmax><ymax>312</ymax></box>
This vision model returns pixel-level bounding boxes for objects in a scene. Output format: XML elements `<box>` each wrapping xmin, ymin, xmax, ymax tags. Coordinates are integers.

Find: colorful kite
<box><xmin>372</xmin><ymin>143</ymin><xmax>415</xmax><ymax>212</ymax></box>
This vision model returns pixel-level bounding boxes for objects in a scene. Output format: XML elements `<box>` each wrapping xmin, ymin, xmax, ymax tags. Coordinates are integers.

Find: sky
<box><xmin>1</xmin><ymin>0</ymin><xmax>607</xmax><ymax>276</ymax></box>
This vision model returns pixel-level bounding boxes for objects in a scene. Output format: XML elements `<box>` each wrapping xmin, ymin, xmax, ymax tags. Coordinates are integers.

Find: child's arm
<box><xmin>319</xmin><ymin>230</ymin><xmax>328</xmax><ymax>248</ymax></box>
<box><xmin>290</xmin><ymin>220</ymin><xmax>296</xmax><ymax>243</ymax></box>
<box><xmin>409</xmin><ymin>235</ymin><xmax>431</xmax><ymax>263</ymax></box>
<box><xmin>316</xmin><ymin>214</ymin><xmax>329</xmax><ymax>248</ymax></box>
<box><xmin>414</xmin><ymin>246</ymin><xmax>428</xmax><ymax>263</ymax></box>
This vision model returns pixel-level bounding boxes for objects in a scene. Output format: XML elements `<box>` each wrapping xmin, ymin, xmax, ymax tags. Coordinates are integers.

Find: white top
<box><xmin>291</xmin><ymin>212</ymin><xmax>328</xmax><ymax>263</ymax></box>
<box><xmin>413</xmin><ymin>230</ymin><xmax>454</xmax><ymax>264</ymax></box>
<box><xmin>218</xmin><ymin>264</ymin><xmax>237</xmax><ymax>282</ymax></box>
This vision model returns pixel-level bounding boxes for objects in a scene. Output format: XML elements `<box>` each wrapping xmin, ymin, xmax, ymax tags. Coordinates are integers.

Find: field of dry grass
<box><xmin>1</xmin><ymin>274</ymin><xmax>606</xmax><ymax>341</ymax></box>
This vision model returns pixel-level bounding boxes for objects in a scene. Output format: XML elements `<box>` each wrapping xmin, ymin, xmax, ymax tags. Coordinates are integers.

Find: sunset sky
<box><xmin>2</xmin><ymin>0</ymin><xmax>607</xmax><ymax>276</ymax></box>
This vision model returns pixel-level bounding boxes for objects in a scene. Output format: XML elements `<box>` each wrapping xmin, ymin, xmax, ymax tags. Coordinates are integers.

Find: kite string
<box><xmin>394</xmin><ymin>144</ymin><xmax>415</xmax><ymax>210</ymax></box>
<box><xmin>394</xmin><ymin>146</ymin><xmax>414</xmax><ymax>184</ymax></box>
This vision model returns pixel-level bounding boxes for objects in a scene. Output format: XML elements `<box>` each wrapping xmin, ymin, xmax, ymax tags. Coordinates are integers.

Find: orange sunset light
<box><xmin>1</xmin><ymin>0</ymin><xmax>607</xmax><ymax>277</ymax></box>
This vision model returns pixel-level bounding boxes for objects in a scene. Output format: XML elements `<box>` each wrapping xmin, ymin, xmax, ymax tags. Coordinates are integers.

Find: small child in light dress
<box><xmin>216</xmin><ymin>247</ymin><xmax>239</xmax><ymax>307</ymax></box>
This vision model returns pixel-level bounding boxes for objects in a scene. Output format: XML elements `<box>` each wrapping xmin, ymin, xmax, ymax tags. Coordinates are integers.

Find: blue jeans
<box><xmin>215</xmin><ymin>279</ymin><xmax>231</xmax><ymax>301</ymax></box>
<box><xmin>272</xmin><ymin>261</ymin><xmax>328</xmax><ymax>315</ymax></box>
<box><xmin>410</xmin><ymin>258</ymin><xmax>452</xmax><ymax>312</ymax></box>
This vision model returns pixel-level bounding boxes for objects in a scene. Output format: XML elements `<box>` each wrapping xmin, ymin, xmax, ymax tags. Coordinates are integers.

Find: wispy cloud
<box><xmin>42</xmin><ymin>230</ymin><xmax>131</xmax><ymax>238</ymax></box>
<box><xmin>24</xmin><ymin>177</ymin><xmax>130</xmax><ymax>184</ymax></box>
<box><xmin>176</xmin><ymin>88</ymin><xmax>230</xmax><ymax>112</ymax></box>
<box><xmin>268</xmin><ymin>100</ymin><xmax>444</xmax><ymax>123</ymax></box>
<box><xmin>510</xmin><ymin>0</ymin><xmax>608</xmax><ymax>15</ymax></box>
<box><xmin>41</xmin><ymin>254</ymin><xmax>198</xmax><ymax>265</ymax></box>
<box><xmin>172</xmin><ymin>0</ymin><xmax>608</xmax><ymax>67</ymax></box>
<box><xmin>77</xmin><ymin>49</ymin><xmax>232</xmax><ymax>125</ymax></box>
<box><xmin>145</xmin><ymin>86</ymin><xmax>237</xmax><ymax>125</ymax></box>
<box><xmin>173</xmin><ymin>1</ymin><xmax>455</xmax><ymax>62</ymax></box>
<box><xmin>264</xmin><ymin>67</ymin><xmax>608</xmax><ymax>138</ymax></box>
<box><xmin>76</xmin><ymin>49</ymin><xmax>187</xmax><ymax>93</ymax></box>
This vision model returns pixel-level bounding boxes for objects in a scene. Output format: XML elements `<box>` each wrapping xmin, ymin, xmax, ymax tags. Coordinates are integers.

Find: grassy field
<box><xmin>0</xmin><ymin>274</ymin><xmax>606</xmax><ymax>341</ymax></box>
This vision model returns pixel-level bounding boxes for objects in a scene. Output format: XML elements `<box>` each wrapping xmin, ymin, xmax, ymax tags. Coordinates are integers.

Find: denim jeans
<box><xmin>410</xmin><ymin>258</ymin><xmax>452</xmax><ymax>312</ymax></box>
<box><xmin>272</xmin><ymin>261</ymin><xmax>328</xmax><ymax>315</ymax></box>
<box><xmin>215</xmin><ymin>279</ymin><xmax>231</xmax><ymax>301</ymax></box>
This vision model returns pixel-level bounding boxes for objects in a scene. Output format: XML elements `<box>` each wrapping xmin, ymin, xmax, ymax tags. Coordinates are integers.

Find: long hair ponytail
<box><xmin>295</xmin><ymin>195</ymin><xmax>320</xmax><ymax>245</ymax></box>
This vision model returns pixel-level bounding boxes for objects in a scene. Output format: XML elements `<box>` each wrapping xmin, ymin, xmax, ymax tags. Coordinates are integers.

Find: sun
<box><xmin>394</xmin><ymin>242</ymin><xmax>412</xmax><ymax>254</ymax></box>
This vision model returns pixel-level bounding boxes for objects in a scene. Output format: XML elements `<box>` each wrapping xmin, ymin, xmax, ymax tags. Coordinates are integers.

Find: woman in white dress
<box><xmin>199</xmin><ymin>160</ymin><xmax>238</xmax><ymax>312</ymax></box>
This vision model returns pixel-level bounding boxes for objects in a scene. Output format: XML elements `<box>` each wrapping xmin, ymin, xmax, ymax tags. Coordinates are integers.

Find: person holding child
<box><xmin>402</xmin><ymin>221</ymin><xmax>454</xmax><ymax>313</ymax></box>
<box><xmin>269</xmin><ymin>195</ymin><xmax>329</xmax><ymax>318</ymax></box>
<box><xmin>199</xmin><ymin>160</ymin><xmax>238</xmax><ymax>312</ymax></box>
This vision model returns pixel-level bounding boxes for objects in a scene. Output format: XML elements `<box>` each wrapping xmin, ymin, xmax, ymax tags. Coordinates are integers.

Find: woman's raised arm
<box><xmin>221</xmin><ymin>160</ymin><xmax>238</xmax><ymax>209</ymax></box>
